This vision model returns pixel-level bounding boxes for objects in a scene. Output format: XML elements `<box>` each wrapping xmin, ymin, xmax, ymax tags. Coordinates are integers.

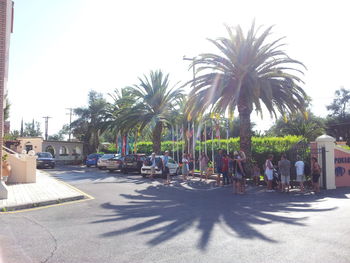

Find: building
<box><xmin>0</xmin><ymin>0</ymin><xmax>14</xmax><ymax>198</ymax></box>
<box><xmin>8</xmin><ymin>137</ymin><xmax>85</xmax><ymax>165</ymax></box>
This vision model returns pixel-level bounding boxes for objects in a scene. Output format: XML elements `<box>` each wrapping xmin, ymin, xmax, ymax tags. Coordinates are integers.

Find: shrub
<box><xmin>136</xmin><ymin>135</ymin><xmax>306</xmax><ymax>167</ymax></box>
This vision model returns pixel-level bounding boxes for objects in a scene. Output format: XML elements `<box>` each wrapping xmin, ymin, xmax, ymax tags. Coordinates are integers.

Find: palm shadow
<box><xmin>92</xmin><ymin>182</ymin><xmax>345</xmax><ymax>250</ymax></box>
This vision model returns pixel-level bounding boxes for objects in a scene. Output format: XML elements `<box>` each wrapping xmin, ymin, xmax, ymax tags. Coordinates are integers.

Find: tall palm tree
<box><xmin>71</xmin><ymin>91</ymin><xmax>108</xmax><ymax>154</ymax></box>
<box><xmin>118</xmin><ymin>70</ymin><xmax>183</xmax><ymax>154</ymax></box>
<box><xmin>185</xmin><ymin>23</ymin><xmax>308</xmax><ymax>170</ymax></box>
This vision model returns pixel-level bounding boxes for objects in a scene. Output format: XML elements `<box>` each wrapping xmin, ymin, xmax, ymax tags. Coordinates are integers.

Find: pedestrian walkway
<box><xmin>0</xmin><ymin>170</ymin><xmax>86</xmax><ymax>211</ymax></box>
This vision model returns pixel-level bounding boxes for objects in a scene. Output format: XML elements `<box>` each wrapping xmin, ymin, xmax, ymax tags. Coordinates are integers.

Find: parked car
<box><xmin>141</xmin><ymin>155</ymin><xmax>179</xmax><ymax>178</ymax></box>
<box><xmin>36</xmin><ymin>152</ymin><xmax>55</xmax><ymax>169</ymax></box>
<box><xmin>121</xmin><ymin>154</ymin><xmax>146</xmax><ymax>174</ymax></box>
<box><xmin>106</xmin><ymin>155</ymin><xmax>124</xmax><ymax>172</ymax></box>
<box><xmin>97</xmin><ymin>154</ymin><xmax>118</xmax><ymax>169</ymax></box>
<box><xmin>86</xmin><ymin>153</ymin><xmax>103</xmax><ymax>167</ymax></box>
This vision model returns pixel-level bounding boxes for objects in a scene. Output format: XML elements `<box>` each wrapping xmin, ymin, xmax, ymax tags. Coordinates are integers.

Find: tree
<box><xmin>22</xmin><ymin>120</ymin><xmax>42</xmax><ymax>137</ymax></box>
<box><xmin>48</xmin><ymin>124</ymin><xmax>70</xmax><ymax>141</ymax></box>
<box><xmin>71</xmin><ymin>91</ymin><xmax>108</xmax><ymax>154</ymax></box>
<box><xmin>267</xmin><ymin>111</ymin><xmax>325</xmax><ymax>141</ymax></box>
<box><xmin>115</xmin><ymin>70</ymin><xmax>183</xmax><ymax>154</ymax></box>
<box><xmin>185</xmin><ymin>23</ymin><xmax>308</xmax><ymax>171</ymax></box>
<box><xmin>326</xmin><ymin>87</ymin><xmax>350</xmax><ymax>119</ymax></box>
<box><xmin>326</xmin><ymin>87</ymin><xmax>350</xmax><ymax>143</ymax></box>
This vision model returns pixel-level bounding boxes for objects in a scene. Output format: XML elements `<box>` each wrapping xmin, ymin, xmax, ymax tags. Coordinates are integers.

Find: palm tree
<box><xmin>185</xmin><ymin>23</ymin><xmax>308</xmax><ymax>170</ymax></box>
<box><xmin>117</xmin><ymin>70</ymin><xmax>183</xmax><ymax>154</ymax></box>
<box><xmin>71</xmin><ymin>91</ymin><xmax>108</xmax><ymax>154</ymax></box>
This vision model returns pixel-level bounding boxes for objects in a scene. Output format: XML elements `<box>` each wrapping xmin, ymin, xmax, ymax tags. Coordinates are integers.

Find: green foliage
<box><xmin>22</xmin><ymin>120</ymin><xmax>42</xmax><ymax>137</ymax></box>
<box><xmin>339</xmin><ymin>145</ymin><xmax>350</xmax><ymax>151</ymax></box>
<box><xmin>48</xmin><ymin>124</ymin><xmax>70</xmax><ymax>141</ymax></box>
<box><xmin>71</xmin><ymin>91</ymin><xmax>108</xmax><ymax>154</ymax></box>
<box><xmin>267</xmin><ymin>111</ymin><xmax>326</xmax><ymax>141</ymax></box>
<box><xmin>136</xmin><ymin>135</ymin><xmax>304</xmax><ymax>166</ymax></box>
<box><xmin>325</xmin><ymin>87</ymin><xmax>350</xmax><ymax>144</ymax></box>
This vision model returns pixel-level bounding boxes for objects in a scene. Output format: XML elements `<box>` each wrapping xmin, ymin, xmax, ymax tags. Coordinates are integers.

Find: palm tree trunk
<box><xmin>238</xmin><ymin>109</ymin><xmax>252</xmax><ymax>176</ymax></box>
<box><xmin>152</xmin><ymin>121</ymin><xmax>163</xmax><ymax>154</ymax></box>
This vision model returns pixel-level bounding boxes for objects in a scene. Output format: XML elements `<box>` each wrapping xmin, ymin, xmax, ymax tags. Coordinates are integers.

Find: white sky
<box><xmin>7</xmin><ymin>0</ymin><xmax>350</xmax><ymax>136</ymax></box>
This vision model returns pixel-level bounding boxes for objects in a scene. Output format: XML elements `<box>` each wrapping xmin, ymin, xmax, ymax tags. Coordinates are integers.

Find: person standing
<box><xmin>150</xmin><ymin>152</ymin><xmax>156</xmax><ymax>179</ymax></box>
<box><xmin>215</xmin><ymin>149</ymin><xmax>224</xmax><ymax>186</ymax></box>
<box><xmin>162</xmin><ymin>151</ymin><xmax>170</xmax><ymax>185</ymax></box>
<box><xmin>222</xmin><ymin>153</ymin><xmax>230</xmax><ymax>186</ymax></box>
<box><xmin>252</xmin><ymin>162</ymin><xmax>260</xmax><ymax>186</ymax></box>
<box><xmin>239</xmin><ymin>150</ymin><xmax>247</xmax><ymax>191</ymax></box>
<box><xmin>181</xmin><ymin>153</ymin><xmax>189</xmax><ymax>181</ymax></box>
<box><xmin>199</xmin><ymin>152</ymin><xmax>209</xmax><ymax>181</ymax></box>
<box><xmin>233</xmin><ymin>151</ymin><xmax>245</xmax><ymax>194</ymax></box>
<box><xmin>295</xmin><ymin>156</ymin><xmax>305</xmax><ymax>192</ymax></box>
<box><xmin>265</xmin><ymin>154</ymin><xmax>274</xmax><ymax>192</ymax></box>
<box><xmin>278</xmin><ymin>153</ymin><xmax>291</xmax><ymax>192</ymax></box>
<box><xmin>311</xmin><ymin>157</ymin><xmax>321</xmax><ymax>193</ymax></box>
<box><xmin>188</xmin><ymin>153</ymin><xmax>195</xmax><ymax>178</ymax></box>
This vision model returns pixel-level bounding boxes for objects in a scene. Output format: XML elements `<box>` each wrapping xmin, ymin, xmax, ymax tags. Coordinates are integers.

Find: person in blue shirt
<box><xmin>162</xmin><ymin>151</ymin><xmax>170</xmax><ymax>185</ymax></box>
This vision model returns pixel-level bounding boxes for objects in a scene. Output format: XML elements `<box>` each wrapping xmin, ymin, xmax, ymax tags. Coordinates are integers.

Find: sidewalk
<box><xmin>0</xmin><ymin>170</ymin><xmax>86</xmax><ymax>212</ymax></box>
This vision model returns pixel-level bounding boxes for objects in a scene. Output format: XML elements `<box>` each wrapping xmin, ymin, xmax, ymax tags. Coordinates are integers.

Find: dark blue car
<box><xmin>86</xmin><ymin>153</ymin><xmax>103</xmax><ymax>167</ymax></box>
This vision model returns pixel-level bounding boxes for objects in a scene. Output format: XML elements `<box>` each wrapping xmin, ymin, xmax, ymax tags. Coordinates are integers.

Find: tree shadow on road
<box><xmin>92</xmin><ymin>183</ymin><xmax>345</xmax><ymax>250</ymax></box>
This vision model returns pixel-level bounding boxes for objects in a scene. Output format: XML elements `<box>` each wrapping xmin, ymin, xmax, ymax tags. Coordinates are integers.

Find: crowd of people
<box><xmin>146</xmin><ymin>149</ymin><xmax>322</xmax><ymax>194</ymax></box>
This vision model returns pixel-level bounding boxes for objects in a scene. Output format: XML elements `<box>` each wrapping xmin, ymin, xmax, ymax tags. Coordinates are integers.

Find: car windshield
<box><xmin>101</xmin><ymin>154</ymin><xmax>115</xmax><ymax>160</ymax></box>
<box><xmin>37</xmin><ymin>152</ymin><xmax>52</xmax><ymax>158</ymax></box>
<box><xmin>88</xmin><ymin>154</ymin><xmax>97</xmax><ymax>159</ymax></box>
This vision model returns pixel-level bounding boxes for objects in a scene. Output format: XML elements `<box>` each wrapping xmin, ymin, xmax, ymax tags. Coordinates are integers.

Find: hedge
<box><xmin>136</xmin><ymin>136</ymin><xmax>306</xmax><ymax>166</ymax></box>
<box><xmin>101</xmin><ymin>136</ymin><xmax>306</xmax><ymax>168</ymax></box>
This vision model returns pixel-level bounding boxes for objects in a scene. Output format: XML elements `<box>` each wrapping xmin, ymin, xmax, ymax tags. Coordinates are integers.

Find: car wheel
<box><xmin>87</xmin><ymin>164</ymin><xmax>91</xmax><ymax>167</ymax></box>
<box><xmin>51</xmin><ymin>165</ymin><xmax>55</xmax><ymax>169</ymax></box>
<box><xmin>108</xmin><ymin>169</ymin><xmax>115</xmax><ymax>172</ymax></box>
<box><xmin>122</xmin><ymin>169</ymin><xmax>128</xmax><ymax>174</ymax></box>
<box><xmin>98</xmin><ymin>167</ymin><xmax>102</xmax><ymax>170</ymax></box>
<box><xmin>141</xmin><ymin>174</ymin><xmax>147</xmax><ymax>178</ymax></box>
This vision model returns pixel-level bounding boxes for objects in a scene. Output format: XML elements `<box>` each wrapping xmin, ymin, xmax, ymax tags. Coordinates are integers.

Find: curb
<box><xmin>1</xmin><ymin>194</ymin><xmax>85</xmax><ymax>212</ymax></box>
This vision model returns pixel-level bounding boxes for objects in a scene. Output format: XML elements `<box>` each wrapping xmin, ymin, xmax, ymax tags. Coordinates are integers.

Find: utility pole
<box><xmin>66</xmin><ymin>108</ymin><xmax>73</xmax><ymax>141</ymax></box>
<box><xmin>42</xmin><ymin>116</ymin><xmax>51</xmax><ymax>141</ymax></box>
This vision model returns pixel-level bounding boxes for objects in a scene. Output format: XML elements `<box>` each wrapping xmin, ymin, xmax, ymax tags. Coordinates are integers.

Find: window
<box><xmin>59</xmin><ymin>146</ymin><xmax>69</xmax><ymax>156</ymax></box>
<box><xmin>45</xmin><ymin>145</ymin><xmax>55</xmax><ymax>157</ymax></box>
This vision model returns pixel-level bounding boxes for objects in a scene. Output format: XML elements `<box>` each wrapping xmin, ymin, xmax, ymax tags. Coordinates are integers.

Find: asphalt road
<box><xmin>1</xmin><ymin>166</ymin><xmax>350</xmax><ymax>263</ymax></box>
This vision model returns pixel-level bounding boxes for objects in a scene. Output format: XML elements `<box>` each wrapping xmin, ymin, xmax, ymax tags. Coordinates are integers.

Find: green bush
<box><xmin>136</xmin><ymin>135</ymin><xmax>306</xmax><ymax>166</ymax></box>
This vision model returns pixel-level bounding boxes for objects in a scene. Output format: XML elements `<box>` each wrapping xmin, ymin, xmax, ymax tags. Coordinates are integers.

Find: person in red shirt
<box><xmin>222</xmin><ymin>153</ymin><xmax>230</xmax><ymax>186</ymax></box>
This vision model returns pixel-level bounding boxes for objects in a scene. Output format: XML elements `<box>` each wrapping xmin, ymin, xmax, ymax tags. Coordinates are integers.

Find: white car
<box><xmin>97</xmin><ymin>154</ymin><xmax>119</xmax><ymax>169</ymax></box>
<box><xmin>141</xmin><ymin>155</ymin><xmax>179</xmax><ymax>178</ymax></box>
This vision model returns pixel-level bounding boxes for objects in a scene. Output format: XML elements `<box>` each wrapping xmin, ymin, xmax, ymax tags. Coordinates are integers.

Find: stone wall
<box><xmin>42</xmin><ymin>140</ymin><xmax>84</xmax><ymax>164</ymax></box>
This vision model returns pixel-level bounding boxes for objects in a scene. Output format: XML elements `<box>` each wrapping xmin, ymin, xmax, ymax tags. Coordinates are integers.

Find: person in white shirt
<box><xmin>265</xmin><ymin>154</ymin><xmax>274</xmax><ymax>192</ymax></box>
<box><xmin>150</xmin><ymin>152</ymin><xmax>156</xmax><ymax>179</ymax></box>
<box><xmin>182</xmin><ymin>153</ymin><xmax>189</xmax><ymax>181</ymax></box>
<box><xmin>295</xmin><ymin>156</ymin><xmax>305</xmax><ymax>192</ymax></box>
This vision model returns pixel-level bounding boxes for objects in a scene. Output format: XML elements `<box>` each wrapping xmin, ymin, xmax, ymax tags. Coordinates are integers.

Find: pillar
<box><xmin>316</xmin><ymin>135</ymin><xmax>336</xmax><ymax>190</ymax></box>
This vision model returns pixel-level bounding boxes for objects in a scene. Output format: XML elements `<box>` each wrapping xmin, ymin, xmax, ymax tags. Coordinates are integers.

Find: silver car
<box><xmin>97</xmin><ymin>154</ymin><xmax>118</xmax><ymax>170</ymax></box>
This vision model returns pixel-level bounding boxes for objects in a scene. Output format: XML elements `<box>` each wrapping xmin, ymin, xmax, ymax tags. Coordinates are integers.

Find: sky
<box><xmin>7</xmin><ymin>0</ymin><xmax>350</xmax><ymax>137</ymax></box>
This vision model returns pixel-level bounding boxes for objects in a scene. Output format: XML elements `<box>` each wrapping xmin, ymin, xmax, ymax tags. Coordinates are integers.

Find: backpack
<box><xmin>304</xmin><ymin>162</ymin><xmax>311</xmax><ymax>176</ymax></box>
<box><xmin>157</xmin><ymin>158</ymin><xmax>163</xmax><ymax>169</ymax></box>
